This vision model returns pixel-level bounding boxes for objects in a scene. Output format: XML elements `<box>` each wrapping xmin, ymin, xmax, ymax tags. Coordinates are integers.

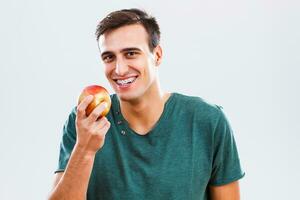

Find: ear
<box><xmin>153</xmin><ymin>45</ymin><xmax>163</xmax><ymax>66</ymax></box>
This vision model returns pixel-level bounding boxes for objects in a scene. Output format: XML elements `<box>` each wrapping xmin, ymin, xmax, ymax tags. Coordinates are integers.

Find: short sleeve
<box><xmin>55</xmin><ymin>107</ymin><xmax>77</xmax><ymax>173</ymax></box>
<box><xmin>209</xmin><ymin>107</ymin><xmax>245</xmax><ymax>186</ymax></box>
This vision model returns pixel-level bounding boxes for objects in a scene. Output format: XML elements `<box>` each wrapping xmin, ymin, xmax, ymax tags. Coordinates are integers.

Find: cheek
<box><xmin>103</xmin><ymin>64</ymin><xmax>114</xmax><ymax>78</ymax></box>
<box><xmin>133</xmin><ymin>57</ymin><xmax>151</xmax><ymax>71</ymax></box>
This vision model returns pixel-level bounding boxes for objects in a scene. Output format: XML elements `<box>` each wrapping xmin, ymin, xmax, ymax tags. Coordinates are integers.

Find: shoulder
<box><xmin>173</xmin><ymin>92</ymin><xmax>234</xmax><ymax>138</ymax></box>
<box><xmin>171</xmin><ymin>92</ymin><xmax>229</xmax><ymax>133</ymax></box>
<box><xmin>64</xmin><ymin>106</ymin><xmax>77</xmax><ymax>123</ymax></box>
<box><xmin>172</xmin><ymin>92</ymin><xmax>224</xmax><ymax>120</ymax></box>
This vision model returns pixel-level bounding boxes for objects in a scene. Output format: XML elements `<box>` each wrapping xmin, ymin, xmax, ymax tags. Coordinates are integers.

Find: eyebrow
<box><xmin>101</xmin><ymin>47</ymin><xmax>142</xmax><ymax>58</ymax></box>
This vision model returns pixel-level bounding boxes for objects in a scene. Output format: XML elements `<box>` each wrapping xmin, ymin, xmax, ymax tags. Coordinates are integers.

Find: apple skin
<box><xmin>78</xmin><ymin>85</ymin><xmax>111</xmax><ymax>117</ymax></box>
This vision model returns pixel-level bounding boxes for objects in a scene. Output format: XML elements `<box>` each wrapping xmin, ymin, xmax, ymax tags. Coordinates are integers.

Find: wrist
<box><xmin>73</xmin><ymin>143</ymin><xmax>97</xmax><ymax>158</ymax></box>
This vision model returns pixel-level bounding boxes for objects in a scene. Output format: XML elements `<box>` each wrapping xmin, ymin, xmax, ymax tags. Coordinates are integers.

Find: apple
<box><xmin>78</xmin><ymin>85</ymin><xmax>111</xmax><ymax>117</ymax></box>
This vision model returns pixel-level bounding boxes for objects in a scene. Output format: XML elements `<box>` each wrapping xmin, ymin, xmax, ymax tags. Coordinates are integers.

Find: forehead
<box><xmin>98</xmin><ymin>24</ymin><xmax>149</xmax><ymax>52</ymax></box>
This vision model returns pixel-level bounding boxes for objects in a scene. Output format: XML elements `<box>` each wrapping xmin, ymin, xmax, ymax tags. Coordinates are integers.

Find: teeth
<box><xmin>116</xmin><ymin>77</ymin><xmax>136</xmax><ymax>85</ymax></box>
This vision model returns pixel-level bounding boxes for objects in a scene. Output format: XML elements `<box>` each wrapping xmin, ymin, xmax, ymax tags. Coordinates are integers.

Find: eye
<box><xmin>102</xmin><ymin>55</ymin><xmax>114</xmax><ymax>63</ymax></box>
<box><xmin>125</xmin><ymin>51</ymin><xmax>138</xmax><ymax>58</ymax></box>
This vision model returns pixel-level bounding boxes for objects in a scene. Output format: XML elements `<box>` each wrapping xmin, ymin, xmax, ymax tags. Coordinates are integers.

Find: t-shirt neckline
<box><xmin>112</xmin><ymin>93</ymin><xmax>176</xmax><ymax>137</ymax></box>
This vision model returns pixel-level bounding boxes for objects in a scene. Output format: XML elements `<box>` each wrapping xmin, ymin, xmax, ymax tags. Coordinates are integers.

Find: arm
<box><xmin>48</xmin><ymin>96</ymin><xmax>111</xmax><ymax>200</ymax></box>
<box><xmin>209</xmin><ymin>181</ymin><xmax>241</xmax><ymax>200</ymax></box>
<box><xmin>48</xmin><ymin>145</ymin><xmax>97</xmax><ymax>200</ymax></box>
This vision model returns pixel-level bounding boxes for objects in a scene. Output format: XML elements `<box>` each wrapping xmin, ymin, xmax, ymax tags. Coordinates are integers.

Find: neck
<box><xmin>118</xmin><ymin>81</ymin><xmax>170</xmax><ymax>135</ymax></box>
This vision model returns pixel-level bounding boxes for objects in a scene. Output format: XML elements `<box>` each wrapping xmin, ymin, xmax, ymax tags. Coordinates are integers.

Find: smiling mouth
<box><xmin>113</xmin><ymin>76</ymin><xmax>138</xmax><ymax>86</ymax></box>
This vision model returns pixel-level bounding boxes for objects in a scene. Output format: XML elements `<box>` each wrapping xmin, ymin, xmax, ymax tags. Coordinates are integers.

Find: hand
<box><xmin>75</xmin><ymin>95</ymin><xmax>111</xmax><ymax>154</ymax></box>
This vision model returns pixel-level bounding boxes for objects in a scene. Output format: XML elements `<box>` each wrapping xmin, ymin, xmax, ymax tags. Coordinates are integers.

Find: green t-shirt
<box><xmin>56</xmin><ymin>93</ymin><xmax>245</xmax><ymax>200</ymax></box>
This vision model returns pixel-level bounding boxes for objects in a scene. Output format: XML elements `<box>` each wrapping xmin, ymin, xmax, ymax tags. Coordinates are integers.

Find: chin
<box><xmin>117</xmin><ymin>92</ymin><xmax>139</xmax><ymax>102</ymax></box>
<box><xmin>115</xmin><ymin>90</ymin><xmax>144</xmax><ymax>103</ymax></box>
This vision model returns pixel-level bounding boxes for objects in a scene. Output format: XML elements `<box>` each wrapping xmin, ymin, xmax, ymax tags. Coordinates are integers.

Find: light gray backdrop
<box><xmin>0</xmin><ymin>0</ymin><xmax>299</xmax><ymax>199</ymax></box>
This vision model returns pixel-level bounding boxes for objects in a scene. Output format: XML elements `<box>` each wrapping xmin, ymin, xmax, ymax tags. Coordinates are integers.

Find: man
<box><xmin>48</xmin><ymin>8</ymin><xmax>245</xmax><ymax>200</ymax></box>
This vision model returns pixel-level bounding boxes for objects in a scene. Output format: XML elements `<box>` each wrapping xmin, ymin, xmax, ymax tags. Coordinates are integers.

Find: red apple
<box><xmin>78</xmin><ymin>85</ymin><xmax>111</xmax><ymax>117</ymax></box>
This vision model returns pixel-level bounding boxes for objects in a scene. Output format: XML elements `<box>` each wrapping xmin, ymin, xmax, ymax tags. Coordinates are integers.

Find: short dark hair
<box><xmin>95</xmin><ymin>8</ymin><xmax>160</xmax><ymax>52</ymax></box>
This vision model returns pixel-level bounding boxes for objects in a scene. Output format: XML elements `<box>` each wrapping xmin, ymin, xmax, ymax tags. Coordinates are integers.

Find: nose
<box><xmin>115</xmin><ymin>58</ymin><xmax>128</xmax><ymax>76</ymax></box>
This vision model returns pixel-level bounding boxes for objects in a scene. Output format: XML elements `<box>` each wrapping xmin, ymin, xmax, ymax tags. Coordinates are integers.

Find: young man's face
<box><xmin>98</xmin><ymin>24</ymin><xmax>162</xmax><ymax>102</ymax></box>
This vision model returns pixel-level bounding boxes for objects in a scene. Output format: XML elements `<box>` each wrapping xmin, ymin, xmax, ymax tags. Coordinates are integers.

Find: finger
<box><xmin>91</xmin><ymin>118</ymin><xmax>110</xmax><ymax>136</ymax></box>
<box><xmin>101</xmin><ymin>121</ymin><xmax>111</xmax><ymax>134</ymax></box>
<box><xmin>93</xmin><ymin>117</ymin><xmax>109</xmax><ymax>129</ymax></box>
<box><xmin>76</xmin><ymin>95</ymin><xmax>94</xmax><ymax>119</ymax></box>
<box><xmin>96</xmin><ymin>119</ymin><xmax>111</xmax><ymax>135</ymax></box>
<box><xmin>87</xmin><ymin>102</ymin><xmax>108</xmax><ymax>122</ymax></box>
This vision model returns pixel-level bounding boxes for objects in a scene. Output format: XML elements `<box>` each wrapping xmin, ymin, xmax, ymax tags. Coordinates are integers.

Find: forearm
<box><xmin>48</xmin><ymin>145</ymin><xmax>96</xmax><ymax>200</ymax></box>
<box><xmin>209</xmin><ymin>181</ymin><xmax>240</xmax><ymax>200</ymax></box>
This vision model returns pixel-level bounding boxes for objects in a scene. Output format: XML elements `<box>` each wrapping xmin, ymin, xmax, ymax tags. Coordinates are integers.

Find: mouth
<box><xmin>112</xmin><ymin>76</ymin><xmax>138</xmax><ymax>88</ymax></box>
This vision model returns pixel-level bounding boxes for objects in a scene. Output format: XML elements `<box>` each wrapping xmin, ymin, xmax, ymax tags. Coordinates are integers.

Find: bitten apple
<box><xmin>78</xmin><ymin>85</ymin><xmax>111</xmax><ymax>117</ymax></box>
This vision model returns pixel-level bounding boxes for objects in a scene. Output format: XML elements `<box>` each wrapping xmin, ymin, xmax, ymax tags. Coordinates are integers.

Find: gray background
<box><xmin>0</xmin><ymin>0</ymin><xmax>299</xmax><ymax>199</ymax></box>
